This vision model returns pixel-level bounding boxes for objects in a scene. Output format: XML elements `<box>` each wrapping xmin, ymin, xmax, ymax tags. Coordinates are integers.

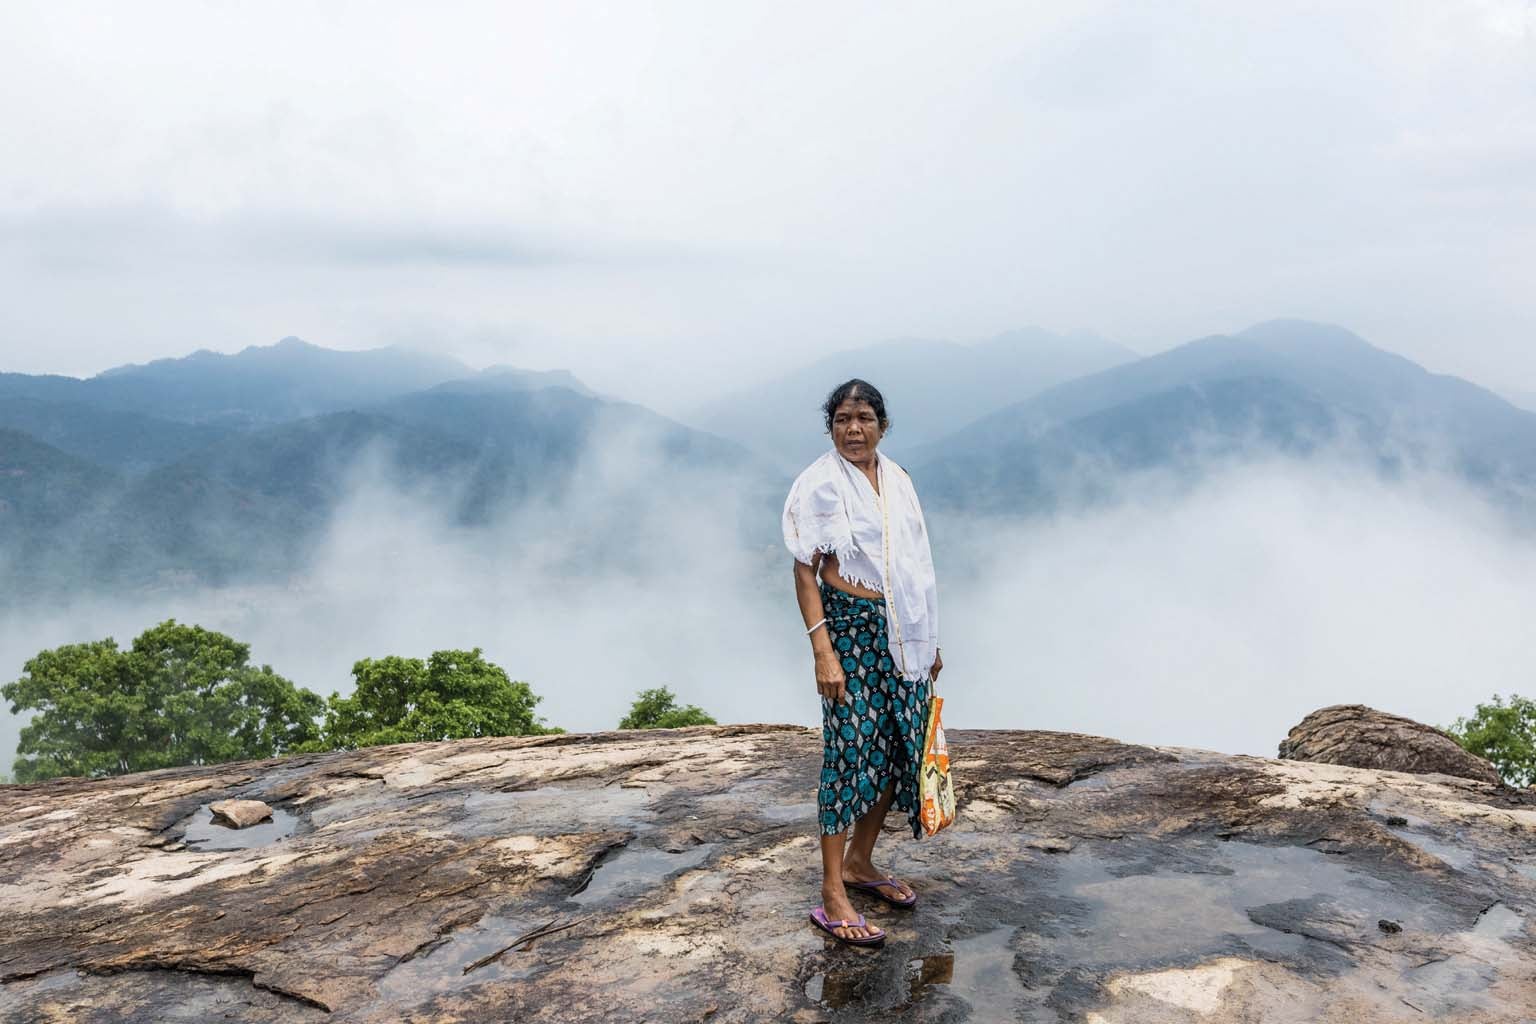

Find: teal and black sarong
<box><xmin>817</xmin><ymin>583</ymin><xmax>931</xmax><ymax>838</ymax></box>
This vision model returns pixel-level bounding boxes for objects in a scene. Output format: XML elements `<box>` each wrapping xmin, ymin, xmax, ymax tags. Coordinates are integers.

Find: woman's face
<box><xmin>831</xmin><ymin>397</ymin><xmax>883</xmax><ymax>463</ymax></box>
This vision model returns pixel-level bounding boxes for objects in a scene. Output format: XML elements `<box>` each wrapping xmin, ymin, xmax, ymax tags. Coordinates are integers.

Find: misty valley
<box><xmin>4</xmin><ymin>318</ymin><xmax>1536</xmax><ymax>773</ymax></box>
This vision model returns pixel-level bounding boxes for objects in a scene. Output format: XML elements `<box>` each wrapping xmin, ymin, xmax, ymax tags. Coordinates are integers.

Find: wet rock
<box><xmin>1024</xmin><ymin>835</ymin><xmax>1074</xmax><ymax>853</ymax></box>
<box><xmin>1</xmin><ymin>725</ymin><xmax>1533</xmax><ymax>1022</ymax></box>
<box><xmin>208</xmin><ymin>799</ymin><xmax>275</xmax><ymax>829</ymax></box>
<box><xmin>1278</xmin><ymin>703</ymin><xmax>1501</xmax><ymax>785</ymax></box>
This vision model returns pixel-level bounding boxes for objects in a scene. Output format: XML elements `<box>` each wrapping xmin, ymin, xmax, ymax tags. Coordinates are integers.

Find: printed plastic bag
<box><xmin>919</xmin><ymin>695</ymin><xmax>956</xmax><ymax>835</ymax></box>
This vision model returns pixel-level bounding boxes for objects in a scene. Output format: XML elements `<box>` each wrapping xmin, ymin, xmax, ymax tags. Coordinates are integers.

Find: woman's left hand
<box><xmin>931</xmin><ymin>648</ymin><xmax>943</xmax><ymax>683</ymax></box>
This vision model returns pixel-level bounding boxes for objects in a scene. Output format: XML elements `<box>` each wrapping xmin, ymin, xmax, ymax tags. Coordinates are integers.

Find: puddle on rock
<box><xmin>1368</xmin><ymin>800</ymin><xmax>1478</xmax><ymax>870</ymax></box>
<box><xmin>180</xmin><ymin>805</ymin><xmax>303</xmax><ymax>850</ymax></box>
<box><xmin>804</xmin><ymin>942</ymin><xmax>1040</xmax><ymax>1018</ymax></box>
<box><xmin>358</xmin><ymin>912</ymin><xmax>548</xmax><ymax>1018</ymax></box>
<box><xmin>800</xmin><ymin>838</ymin><xmax>1512</xmax><ymax>1019</ymax></box>
<box><xmin>571</xmin><ymin>843</ymin><xmax>716</xmax><ymax>906</ymax></box>
<box><xmin>1040</xmin><ymin>840</ymin><xmax>1448</xmax><ymax>965</ymax></box>
<box><xmin>946</xmin><ymin>927</ymin><xmax>1028</xmax><ymax>1018</ymax></box>
<box><xmin>905</xmin><ymin>953</ymin><xmax>955</xmax><ymax>1000</ymax></box>
<box><xmin>1395</xmin><ymin>904</ymin><xmax>1526</xmax><ymax>1019</ymax></box>
<box><xmin>1386</xmin><ymin>827</ymin><xmax>1477</xmax><ymax>870</ymax></box>
<box><xmin>804</xmin><ymin>952</ymin><xmax>955</xmax><ymax>1012</ymax></box>
<box><xmin>1472</xmin><ymin>901</ymin><xmax>1524</xmax><ymax>940</ymax></box>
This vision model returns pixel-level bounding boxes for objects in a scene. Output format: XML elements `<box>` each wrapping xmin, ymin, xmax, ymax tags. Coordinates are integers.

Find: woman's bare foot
<box><xmin>820</xmin><ymin>882</ymin><xmax>877</xmax><ymax>941</ymax></box>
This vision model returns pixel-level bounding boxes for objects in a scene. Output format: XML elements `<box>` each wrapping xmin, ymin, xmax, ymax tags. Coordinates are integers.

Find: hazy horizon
<box><xmin>10</xmin><ymin>316</ymin><xmax>1536</xmax><ymax>430</ymax></box>
<box><xmin>4</xmin><ymin>2</ymin><xmax>1536</xmax><ymax>414</ymax></box>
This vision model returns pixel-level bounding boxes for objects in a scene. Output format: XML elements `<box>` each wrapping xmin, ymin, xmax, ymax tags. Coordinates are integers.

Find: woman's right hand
<box><xmin>815</xmin><ymin>649</ymin><xmax>848</xmax><ymax>704</ymax></box>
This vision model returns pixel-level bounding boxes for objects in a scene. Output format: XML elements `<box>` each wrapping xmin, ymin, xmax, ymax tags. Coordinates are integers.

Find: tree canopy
<box><xmin>1447</xmin><ymin>693</ymin><xmax>1536</xmax><ymax>788</ymax></box>
<box><xmin>318</xmin><ymin>648</ymin><xmax>556</xmax><ymax>749</ymax></box>
<box><xmin>618</xmin><ymin>687</ymin><xmax>717</xmax><ymax>730</ymax></box>
<box><xmin>2</xmin><ymin>620</ymin><xmax>324</xmax><ymax>782</ymax></box>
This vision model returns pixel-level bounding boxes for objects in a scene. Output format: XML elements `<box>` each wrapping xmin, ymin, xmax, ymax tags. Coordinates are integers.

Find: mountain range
<box><xmin>907</xmin><ymin>320</ymin><xmax>1536</xmax><ymax>513</ymax></box>
<box><xmin>0</xmin><ymin>338</ymin><xmax>767</xmax><ymax>599</ymax></box>
<box><xmin>685</xmin><ymin>328</ymin><xmax>1137</xmax><ymax>470</ymax></box>
<box><xmin>0</xmin><ymin>338</ymin><xmax>474</xmax><ymax>429</ymax></box>
<box><xmin>2</xmin><ymin>321</ymin><xmax>1533</xmax><ymax>600</ymax></box>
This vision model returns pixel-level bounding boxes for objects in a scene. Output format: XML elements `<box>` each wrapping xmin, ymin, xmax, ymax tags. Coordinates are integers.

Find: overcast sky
<box><xmin>2</xmin><ymin>1</ymin><xmax>1533</xmax><ymax>413</ymax></box>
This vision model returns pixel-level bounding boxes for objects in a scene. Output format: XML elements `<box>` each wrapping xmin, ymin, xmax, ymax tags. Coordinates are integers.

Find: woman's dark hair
<box><xmin>822</xmin><ymin>379</ymin><xmax>890</xmax><ymax>435</ymax></box>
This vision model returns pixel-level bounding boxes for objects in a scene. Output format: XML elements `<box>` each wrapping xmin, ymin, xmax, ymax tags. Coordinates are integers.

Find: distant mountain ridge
<box><xmin>1</xmin><ymin>337</ymin><xmax>476</xmax><ymax>428</ymax></box>
<box><xmin>685</xmin><ymin>327</ymin><xmax>1137</xmax><ymax>469</ymax></box>
<box><xmin>910</xmin><ymin>319</ymin><xmax>1536</xmax><ymax>512</ymax></box>
<box><xmin>923</xmin><ymin>321</ymin><xmax>1524</xmax><ymax>442</ymax></box>
<box><xmin>0</xmin><ymin>339</ymin><xmax>598</xmax><ymax>475</ymax></box>
<box><xmin>0</xmin><ymin>338</ymin><xmax>772</xmax><ymax>598</ymax></box>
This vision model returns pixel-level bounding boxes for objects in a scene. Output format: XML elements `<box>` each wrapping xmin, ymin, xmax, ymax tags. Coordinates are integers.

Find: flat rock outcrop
<box><xmin>1</xmin><ymin>725</ymin><xmax>1534</xmax><ymax>1022</ymax></box>
<box><xmin>1278</xmin><ymin>703</ymin><xmax>1502</xmax><ymax>785</ymax></box>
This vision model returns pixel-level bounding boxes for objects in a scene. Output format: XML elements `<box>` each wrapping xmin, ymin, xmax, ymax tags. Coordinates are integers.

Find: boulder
<box><xmin>2</xmin><ymin>725</ymin><xmax>1533</xmax><ymax>1022</ymax></box>
<box><xmin>1278</xmin><ymin>703</ymin><xmax>1501</xmax><ymax>785</ymax></box>
<box><xmin>207</xmin><ymin>798</ymin><xmax>274</xmax><ymax>829</ymax></box>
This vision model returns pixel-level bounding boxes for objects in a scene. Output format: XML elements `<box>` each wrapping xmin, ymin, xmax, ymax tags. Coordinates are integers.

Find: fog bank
<box><xmin>5</xmin><ymin>453</ymin><xmax>1536</xmax><ymax>775</ymax></box>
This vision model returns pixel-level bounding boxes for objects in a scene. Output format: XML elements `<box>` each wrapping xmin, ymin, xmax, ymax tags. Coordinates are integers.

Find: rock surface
<box><xmin>1</xmin><ymin>725</ymin><xmax>1533</xmax><ymax>1022</ymax></box>
<box><xmin>207</xmin><ymin>799</ymin><xmax>275</xmax><ymax>829</ymax></box>
<box><xmin>1278</xmin><ymin>704</ymin><xmax>1502</xmax><ymax>785</ymax></box>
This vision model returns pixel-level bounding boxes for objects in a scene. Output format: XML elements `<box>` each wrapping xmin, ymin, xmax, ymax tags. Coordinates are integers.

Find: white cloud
<box><xmin>0</xmin><ymin>1</ymin><xmax>1533</xmax><ymax>404</ymax></box>
<box><xmin>941</xmin><ymin>459</ymin><xmax>1536</xmax><ymax>753</ymax></box>
<box><xmin>5</xmin><ymin>439</ymin><xmax>1536</xmax><ymax>773</ymax></box>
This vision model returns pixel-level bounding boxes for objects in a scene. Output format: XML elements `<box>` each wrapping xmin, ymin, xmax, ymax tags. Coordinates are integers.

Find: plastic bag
<box><xmin>919</xmin><ymin>695</ymin><xmax>956</xmax><ymax>835</ymax></box>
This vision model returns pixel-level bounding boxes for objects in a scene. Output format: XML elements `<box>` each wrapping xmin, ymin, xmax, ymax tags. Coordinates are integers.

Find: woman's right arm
<box><xmin>793</xmin><ymin>557</ymin><xmax>848</xmax><ymax>703</ymax></box>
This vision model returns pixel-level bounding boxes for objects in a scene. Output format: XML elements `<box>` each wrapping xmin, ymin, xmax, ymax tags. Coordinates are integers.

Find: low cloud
<box><xmin>940</xmin><ymin>459</ymin><xmax>1536</xmax><ymax>753</ymax></box>
<box><xmin>5</xmin><ymin>440</ymin><xmax>1536</xmax><ymax>774</ymax></box>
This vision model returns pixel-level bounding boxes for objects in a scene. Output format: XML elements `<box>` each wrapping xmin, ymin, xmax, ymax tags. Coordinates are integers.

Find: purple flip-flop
<box><xmin>845</xmin><ymin>877</ymin><xmax>917</xmax><ymax>908</ymax></box>
<box><xmin>809</xmin><ymin>907</ymin><xmax>886</xmax><ymax>947</ymax></box>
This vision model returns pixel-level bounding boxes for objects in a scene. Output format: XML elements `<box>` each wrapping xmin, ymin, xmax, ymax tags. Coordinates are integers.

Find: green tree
<box><xmin>2</xmin><ymin>620</ymin><xmax>323</xmax><ymax>783</ymax></box>
<box><xmin>618</xmin><ymin>687</ymin><xmax>717</xmax><ymax>730</ymax></box>
<box><xmin>1446</xmin><ymin>693</ymin><xmax>1536</xmax><ymax>788</ymax></box>
<box><xmin>318</xmin><ymin>648</ymin><xmax>556</xmax><ymax>749</ymax></box>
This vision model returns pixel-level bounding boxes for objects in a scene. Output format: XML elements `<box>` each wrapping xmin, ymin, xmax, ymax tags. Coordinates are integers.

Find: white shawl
<box><xmin>782</xmin><ymin>449</ymin><xmax>939</xmax><ymax>682</ymax></box>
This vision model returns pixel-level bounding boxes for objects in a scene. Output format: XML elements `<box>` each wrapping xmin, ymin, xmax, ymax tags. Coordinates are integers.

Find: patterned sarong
<box><xmin>817</xmin><ymin>583</ymin><xmax>931</xmax><ymax>838</ymax></box>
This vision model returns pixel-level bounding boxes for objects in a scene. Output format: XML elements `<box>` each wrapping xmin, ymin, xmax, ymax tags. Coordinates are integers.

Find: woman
<box><xmin>782</xmin><ymin>378</ymin><xmax>943</xmax><ymax>947</ymax></box>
